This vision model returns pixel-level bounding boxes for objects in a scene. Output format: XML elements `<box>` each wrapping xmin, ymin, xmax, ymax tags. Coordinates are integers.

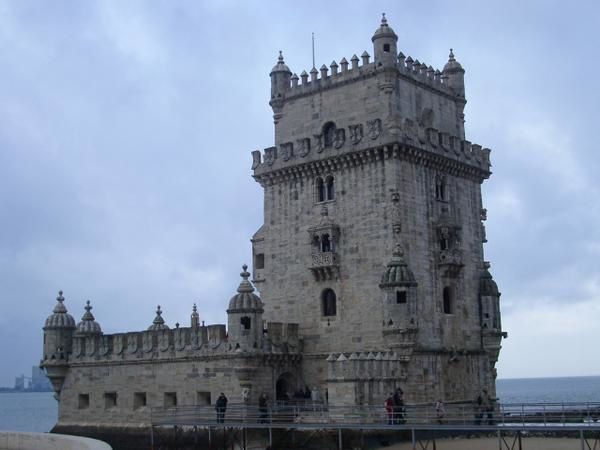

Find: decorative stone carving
<box><xmin>174</xmin><ymin>329</ymin><xmax>186</xmax><ymax>351</ymax></box>
<box><xmin>113</xmin><ymin>335</ymin><xmax>124</xmax><ymax>355</ymax></box>
<box><xmin>297</xmin><ymin>138</ymin><xmax>311</xmax><ymax>157</ymax></box>
<box><xmin>143</xmin><ymin>332</ymin><xmax>153</xmax><ymax>353</ymax></box>
<box><xmin>251</xmin><ymin>150</ymin><xmax>261</xmax><ymax>169</ymax></box>
<box><xmin>333</xmin><ymin>129</ymin><xmax>345</xmax><ymax>149</ymax></box>
<box><xmin>367</xmin><ymin>118</ymin><xmax>382</xmax><ymax>140</ymax></box>
<box><xmin>349</xmin><ymin>124</ymin><xmax>363</xmax><ymax>144</ymax></box>
<box><xmin>281</xmin><ymin>142</ymin><xmax>293</xmax><ymax>161</ymax></box>
<box><xmin>403</xmin><ymin>119</ymin><xmax>417</xmax><ymax>141</ymax></box>
<box><xmin>158</xmin><ymin>332</ymin><xmax>170</xmax><ymax>352</ymax></box>
<box><xmin>264</xmin><ymin>146</ymin><xmax>277</xmax><ymax>166</ymax></box>
<box><xmin>127</xmin><ymin>335</ymin><xmax>138</xmax><ymax>354</ymax></box>
<box><xmin>242</xmin><ymin>387</ymin><xmax>251</xmax><ymax>403</ymax></box>
<box><xmin>314</xmin><ymin>134</ymin><xmax>324</xmax><ymax>153</ymax></box>
<box><xmin>99</xmin><ymin>336</ymin><xmax>110</xmax><ymax>356</ymax></box>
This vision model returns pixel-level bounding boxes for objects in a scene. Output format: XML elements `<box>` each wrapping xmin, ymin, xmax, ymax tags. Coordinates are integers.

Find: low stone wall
<box><xmin>0</xmin><ymin>431</ymin><xmax>111</xmax><ymax>450</ymax></box>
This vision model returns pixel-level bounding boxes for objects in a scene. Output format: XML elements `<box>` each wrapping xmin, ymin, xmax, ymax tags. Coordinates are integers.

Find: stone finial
<box><xmin>330</xmin><ymin>60</ymin><xmax>338</xmax><ymax>76</ymax></box>
<box><xmin>310</xmin><ymin>66</ymin><xmax>318</xmax><ymax>82</ymax></box>
<box><xmin>291</xmin><ymin>73</ymin><xmax>299</xmax><ymax>87</ymax></box>
<box><xmin>191</xmin><ymin>303</ymin><xmax>200</xmax><ymax>328</ymax></box>
<box><xmin>381</xmin><ymin>12</ymin><xmax>387</xmax><ymax>26</ymax></box>
<box><xmin>153</xmin><ymin>306</ymin><xmax>164</xmax><ymax>325</ymax></box>
<box><xmin>82</xmin><ymin>300</ymin><xmax>94</xmax><ymax>320</ymax></box>
<box><xmin>448</xmin><ymin>48</ymin><xmax>455</xmax><ymax>62</ymax></box>
<box><xmin>361</xmin><ymin>51</ymin><xmax>370</xmax><ymax>65</ymax></box>
<box><xmin>398</xmin><ymin>51</ymin><xmax>405</xmax><ymax>66</ymax></box>
<box><xmin>392</xmin><ymin>242</ymin><xmax>405</xmax><ymax>258</ymax></box>
<box><xmin>237</xmin><ymin>264</ymin><xmax>255</xmax><ymax>294</ymax></box>
<box><xmin>320</xmin><ymin>64</ymin><xmax>328</xmax><ymax>79</ymax></box>
<box><xmin>53</xmin><ymin>290</ymin><xmax>67</xmax><ymax>313</ymax></box>
<box><xmin>300</xmin><ymin>70</ymin><xmax>308</xmax><ymax>84</ymax></box>
<box><xmin>351</xmin><ymin>54</ymin><xmax>359</xmax><ymax>70</ymax></box>
<box><xmin>340</xmin><ymin>57</ymin><xmax>349</xmax><ymax>72</ymax></box>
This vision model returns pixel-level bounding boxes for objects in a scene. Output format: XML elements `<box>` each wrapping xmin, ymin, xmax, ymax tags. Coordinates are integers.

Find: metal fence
<box><xmin>150</xmin><ymin>401</ymin><xmax>600</xmax><ymax>449</ymax></box>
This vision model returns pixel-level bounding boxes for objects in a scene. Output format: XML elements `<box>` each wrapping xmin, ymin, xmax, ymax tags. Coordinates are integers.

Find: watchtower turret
<box><xmin>442</xmin><ymin>49</ymin><xmax>465</xmax><ymax>98</ymax></box>
<box><xmin>227</xmin><ymin>265</ymin><xmax>264</xmax><ymax>351</ymax></box>
<box><xmin>372</xmin><ymin>13</ymin><xmax>398</xmax><ymax>68</ymax></box>
<box><xmin>42</xmin><ymin>290</ymin><xmax>76</xmax><ymax>396</ymax></box>
<box><xmin>269</xmin><ymin>51</ymin><xmax>292</xmax><ymax>126</ymax></box>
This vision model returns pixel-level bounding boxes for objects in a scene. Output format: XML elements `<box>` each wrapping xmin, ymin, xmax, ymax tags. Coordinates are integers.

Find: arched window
<box><xmin>323</xmin><ymin>122</ymin><xmax>336</xmax><ymax>148</ymax></box>
<box><xmin>326</xmin><ymin>176</ymin><xmax>335</xmax><ymax>200</ymax></box>
<box><xmin>443</xmin><ymin>287</ymin><xmax>453</xmax><ymax>314</ymax></box>
<box><xmin>316</xmin><ymin>177</ymin><xmax>326</xmax><ymax>202</ymax></box>
<box><xmin>322</xmin><ymin>289</ymin><xmax>337</xmax><ymax>317</ymax></box>
<box><xmin>383</xmin><ymin>43</ymin><xmax>390</xmax><ymax>53</ymax></box>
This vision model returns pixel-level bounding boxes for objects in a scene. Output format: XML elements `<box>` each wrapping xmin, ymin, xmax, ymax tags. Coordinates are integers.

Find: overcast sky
<box><xmin>1</xmin><ymin>1</ymin><xmax>598</xmax><ymax>387</ymax></box>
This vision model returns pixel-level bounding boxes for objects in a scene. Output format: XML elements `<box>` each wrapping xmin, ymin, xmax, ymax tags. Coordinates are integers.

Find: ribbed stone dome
<box><xmin>44</xmin><ymin>291</ymin><xmax>76</xmax><ymax>329</ymax></box>
<box><xmin>443</xmin><ymin>49</ymin><xmax>464</xmax><ymax>73</ymax></box>
<box><xmin>372</xmin><ymin>13</ymin><xmax>397</xmax><ymax>41</ymax></box>
<box><xmin>379</xmin><ymin>244</ymin><xmax>417</xmax><ymax>288</ymax></box>
<box><xmin>148</xmin><ymin>305</ymin><xmax>169</xmax><ymax>331</ymax></box>
<box><xmin>228</xmin><ymin>265</ymin><xmax>263</xmax><ymax>312</ymax></box>
<box><xmin>270</xmin><ymin>51</ymin><xmax>291</xmax><ymax>74</ymax></box>
<box><xmin>480</xmin><ymin>263</ymin><xmax>500</xmax><ymax>296</ymax></box>
<box><xmin>75</xmin><ymin>300</ymin><xmax>102</xmax><ymax>335</ymax></box>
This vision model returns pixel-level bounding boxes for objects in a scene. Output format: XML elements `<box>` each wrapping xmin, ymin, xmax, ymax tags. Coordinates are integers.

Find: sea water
<box><xmin>1</xmin><ymin>376</ymin><xmax>599</xmax><ymax>432</ymax></box>
<box><xmin>0</xmin><ymin>392</ymin><xmax>57</xmax><ymax>432</ymax></box>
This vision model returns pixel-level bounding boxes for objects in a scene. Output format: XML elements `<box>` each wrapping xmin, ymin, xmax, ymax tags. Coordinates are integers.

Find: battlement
<box><xmin>252</xmin><ymin>121</ymin><xmax>491</xmax><ymax>182</ymax></box>
<box><xmin>278</xmin><ymin>49</ymin><xmax>454</xmax><ymax>102</ymax></box>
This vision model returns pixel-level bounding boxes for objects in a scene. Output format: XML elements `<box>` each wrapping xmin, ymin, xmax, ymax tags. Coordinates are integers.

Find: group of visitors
<box><xmin>383</xmin><ymin>387</ymin><xmax>494</xmax><ymax>426</ymax></box>
<box><xmin>384</xmin><ymin>388</ymin><xmax>406</xmax><ymax>424</ymax></box>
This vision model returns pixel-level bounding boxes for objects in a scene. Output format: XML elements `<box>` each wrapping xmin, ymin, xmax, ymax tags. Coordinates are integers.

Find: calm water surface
<box><xmin>0</xmin><ymin>392</ymin><xmax>57</xmax><ymax>432</ymax></box>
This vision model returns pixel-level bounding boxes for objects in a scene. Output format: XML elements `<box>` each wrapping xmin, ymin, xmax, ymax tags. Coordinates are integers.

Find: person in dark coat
<box><xmin>392</xmin><ymin>388</ymin><xmax>405</xmax><ymax>424</ymax></box>
<box><xmin>215</xmin><ymin>392</ymin><xmax>228</xmax><ymax>423</ymax></box>
<box><xmin>258</xmin><ymin>393</ymin><xmax>268</xmax><ymax>423</ymax></box>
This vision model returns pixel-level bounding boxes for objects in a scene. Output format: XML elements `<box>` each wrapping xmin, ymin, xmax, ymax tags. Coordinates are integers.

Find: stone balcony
<box><xmin>437</xmin><ymin>249</ymin><xmax>464</xmax><ymax>277</ymax></box>
<box><xmin>310</xmin><ymin>251</ymin><xmax>339</xmax><ymax>281</ymax></box>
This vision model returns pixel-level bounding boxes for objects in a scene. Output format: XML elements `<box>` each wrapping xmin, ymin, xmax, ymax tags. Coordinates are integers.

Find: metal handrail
<box><xmin>150</xmin><ymin>401</ymin><xmax>600</xmax><ymax>428</ymax></box>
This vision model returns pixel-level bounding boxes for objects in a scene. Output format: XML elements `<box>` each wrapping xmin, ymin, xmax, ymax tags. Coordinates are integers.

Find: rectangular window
<box><xmin>164</xmin><ymin>392</ymin><xmax>177</xmax><ymax>408</ymax></box>
<box><xmin>78</xmin><ymin>393</ymin><xmax>90</xmax><ymax>410</ymax></box>
<box><xmin>396</xmin><ymin>291</ymin><xmax>407</xmax><ymax>304</ymax></box>
<box><xmin>104</xmin><ymin>392</ymin><xmax>117</xmax><ymax>409</ymax></box>
<box><xmin>255</xmin><ymin>253</ymin><xmax>265</xmax><ymax>269</ymax></box>
<box><xmin>134</xmin><ymin>392</ymin><xmax>147</xmax><ymax>410</ymax></box>
<box><xmin>197</xmin><ymin>391</ymin><xmax>211</xmax><ymax>405</ymax></box>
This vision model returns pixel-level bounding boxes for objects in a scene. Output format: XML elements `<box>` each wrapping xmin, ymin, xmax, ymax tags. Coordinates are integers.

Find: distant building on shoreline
<box><xmin>41</xmin><ymin>15</ymin><xmax>505</xmax><ymax>435</ymax></box>
<box><xmin>10</xmin><ymin>366</ymin><xmax>52</xmax><ymax>392</ymax></box>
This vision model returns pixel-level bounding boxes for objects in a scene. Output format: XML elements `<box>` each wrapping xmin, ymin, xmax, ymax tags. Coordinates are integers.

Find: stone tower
<box><xmin>251</xmin><ymin>15</ymin><xmax>505</xmax><ymax>404</ymax></box>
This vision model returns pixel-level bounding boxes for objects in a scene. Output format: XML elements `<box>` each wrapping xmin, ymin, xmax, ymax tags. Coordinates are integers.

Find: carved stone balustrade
<box><xmin>310</xmin><ymin>251</ymin><xmax>339</xmax><ymax>281</ymax></box>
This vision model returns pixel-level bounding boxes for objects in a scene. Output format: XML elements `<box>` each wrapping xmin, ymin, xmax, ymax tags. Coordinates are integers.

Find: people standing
<box><xmin>481</xmin><ymin>388</ymin><xmax>494</xmax><ymax>425</ymax></box>
<box><xmin>435</xmin><ymin>399</ymin><xmax>445</xmax><ymax>424</ymax></box>
<box><xmin>384</xmin><ymin>393</ymin><xmax>394</xmax><ymax>425</ymax></box>
<box><xmin>258</xmin><ymin>393</ymin><xmax>268</xmax><ymax>423</ymax></box>
<box><xmin>392</xmin><ymin>388</ymin><xmax>405</xmax><ymax>424</ymax></box>
<box><xmin>474</xmin><ymin>393</ymin><xmax>483</xmax><ymax>425</ymax></box>
<box><xmin>215</xmin><ymin>392</ymin><xmax>228</xmax><ymax>423</ymax></box>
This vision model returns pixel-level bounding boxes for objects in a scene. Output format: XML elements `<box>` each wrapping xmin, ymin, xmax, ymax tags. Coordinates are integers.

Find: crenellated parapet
<box><xmin>275</xmin><ymin>49</ymin><xmax>457</xmax><ymax>105</ymax></box>
<box><xmin>252</xmin><ymin>122</ymin><xmax>491</xmax><ymax>184</ymax></box>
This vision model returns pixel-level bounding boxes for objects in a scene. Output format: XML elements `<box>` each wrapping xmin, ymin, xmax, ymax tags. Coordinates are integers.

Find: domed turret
<box><xmin>148</xmin><ymin>305</ymin><xmax>169</xmax><ymax>331</ymax></box>
<box><xmin>480</xmin><ymin>262</ymin><xmax>501</xmax><ymax>331</ymax></box>
<box><xmin>442</xmin><ymin>49</ymin><xmax>465</xmax><ymax>97</ymax></box>
<box><xmin>270</xmin><ymin>51</ymin><xmax>292</xmax><ymax>102</ymax></box>
<box><xmin>43</xmin><ymin>291</ymin><xmax>76</xmax><ymax>360</ymax></box>
<box><xmin>227</xmin><ymin>265</ymin><xmax>263</xmax><ymax>351</ymax></box>
<box><xmin>75</xmin><ymin>300</ymin><xmax>102</xmax><ymax>335</ymax></box>
<box><xmin>372</xmin><ymin>13</ymin><xmax>398</xmax><ymax>68</ymax></box>
<box><xmin>42</xmin><ymin>290</ymin><xmax>76</xmax><ymax>397</ymax></box>
<box><xmin>380</xmin><ymin>244</ymin><xmax>417</xmax><ymax>288</ymax></box>
<box><xmin>380</xmin><ymin>244</ymin><xmax>418</xmax><ymax>332</ymax></box>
